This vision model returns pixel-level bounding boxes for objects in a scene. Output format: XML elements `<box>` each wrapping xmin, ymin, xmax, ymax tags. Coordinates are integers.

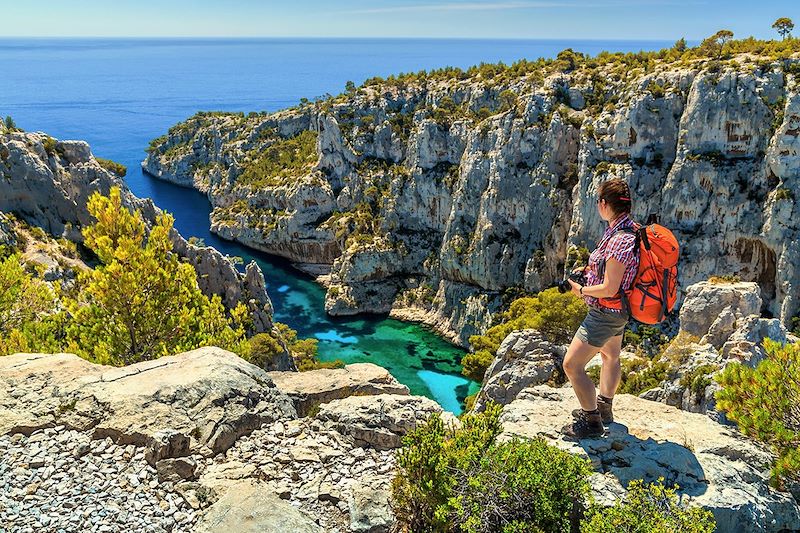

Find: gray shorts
<box><xmin>575</xmin><ymin>306</ymin><xmax>629</xmax><ymax>347</ymax></box>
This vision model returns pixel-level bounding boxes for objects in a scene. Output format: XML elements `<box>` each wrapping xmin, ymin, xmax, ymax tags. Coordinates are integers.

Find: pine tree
<box><xmin>715</xmin><ymin>339</ymin><xmax>800</xmax><ymax>488</ymax></box>
<box><xmin>65</xmin><ymin>187</ymin><xmax>249</xmax><ymax>365</ymax></box>
<box><xmin>773</xmin><ymin>17</ymin><xmax>795</xmax><ymax>40</ymax></box>
<box><xmin>0</xmin><ymin>252</ymin><xmax>58</xmax><ymax>354</ymax></box>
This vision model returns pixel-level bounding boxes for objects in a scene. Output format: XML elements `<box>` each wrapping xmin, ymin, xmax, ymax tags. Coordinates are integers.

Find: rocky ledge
<box><xmin>0</xmin><ymin>348</ymin><xmax>450</xmax><ymax>532</ymax></box>
<box><xmin>3</xmin><ymin>341</ymin><xmax>799</xmax><ymax>532</ymax></box>
<box><xmin>499</xmin><ymin>385</ymin><xmax>800</xmax><ymax>532</ymax></box>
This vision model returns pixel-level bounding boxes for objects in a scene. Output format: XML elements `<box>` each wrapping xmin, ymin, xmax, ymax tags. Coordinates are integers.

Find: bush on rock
<box><xmin>391</xmin><ymin>401</ymin><xmax>592</xmax><ymax>533</ymax></box>
<box><xmin>581</xmin><ymin>478</ymin><xmax>715</xmax><ymax>533</ymax></box>
<box><xmin>463</xmin><ymin>288</ymin><xmax>586</xmax><ymax>382</ymax></box>
<box><xmin>716</xmin><ymin>339</ymin><xmax>800</xmax><ymax>489</ymax></box>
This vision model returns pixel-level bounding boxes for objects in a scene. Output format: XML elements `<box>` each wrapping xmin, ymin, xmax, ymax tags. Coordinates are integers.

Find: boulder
<box><xmin>0</xmin><ymin>347</ymin><xmax>296</xmax><ymax>462</ymax></box>
<box><xmin>472</xmin><ymin>329</ymin><xmax>562</xmax><ymax>412</ymax></box>
<box><xmin>268</xmin><ymin>363</ymin><xmax>409</xmax><ymax>416</ymax></box>
<box><xmin>348</xmin><ymin>475</ymin><xmax>394</xmax><ymax>533</ymax></box>
<box><xmin>194</xmin><ymin>480</ymin><xmax>321</xmax><ymax>533</ymax></box>
<box><xmin>499</xmin><ymin>385</ymin><xmax>800</xmax><ymax>532</ymax></box>
<box><xmin>721</xmin><ymin>314</ymin><xmax>788</xmax><ymax>365</ymax></box>
<box><xmin>315</xmin><ymin>394</ymin><xmax>459</xmax><ymax>450</ymax></box>
<box><xmin>679</xmin><ymin>281</ymin><xmax>762</xmax><ymax>348</ymax></box>
<box><xmin>156</xmin><ymin>457</ymin><xmax>198</xmax><ymax>483</ymax></box>
<box><xmin>55</xmin><ymin>140</ymin><xmax>92</xmax><ymax>164</ymax></box>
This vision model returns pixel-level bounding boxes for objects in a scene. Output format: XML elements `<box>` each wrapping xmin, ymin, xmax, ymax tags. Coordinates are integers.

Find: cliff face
<box><xmin>142</xmin><ymin>54</ymin><xmax>800</xmax><ymax>345</ymax></box>
<box><xmin>0</xmin><ymin>130</ymin><xmax>288</xmax><ymax>363</ymax></box>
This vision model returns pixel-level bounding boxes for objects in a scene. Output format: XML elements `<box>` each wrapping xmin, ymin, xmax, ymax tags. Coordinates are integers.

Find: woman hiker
<box><xmin>562</xmin><ymin>178</ymin><xmax>640</xmax><ymax>439</ymax></box>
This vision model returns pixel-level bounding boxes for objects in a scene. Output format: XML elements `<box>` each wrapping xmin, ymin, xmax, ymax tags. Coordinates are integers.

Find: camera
<box><xmin>556</xmin><ymin>271</ymin><xmax>586</xmax><ymax>294</ymax></box>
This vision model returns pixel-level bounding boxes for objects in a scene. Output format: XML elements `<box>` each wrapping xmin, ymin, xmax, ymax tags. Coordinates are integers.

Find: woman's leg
<box><xmin>562</xmin><ymin>334</ymin><xmax>602</xmax><ymax>410</ymax></box>
<box><xmin>598</xmin><ymin>334</ymin><xmax>623</xmax><ymax>399</ymax></box>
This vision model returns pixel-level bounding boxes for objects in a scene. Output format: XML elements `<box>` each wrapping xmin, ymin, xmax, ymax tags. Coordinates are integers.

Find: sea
<box><xmin>0</xmin><ymin>37</ymin><xmax>676</xmax><ymax>413</ymax></box>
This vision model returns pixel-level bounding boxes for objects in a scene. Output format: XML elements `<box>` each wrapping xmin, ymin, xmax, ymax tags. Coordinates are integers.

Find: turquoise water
<box><xmin>0</xmin><ymin>37</ymin><xmax>675</xmax><ymax>413</ymax></box>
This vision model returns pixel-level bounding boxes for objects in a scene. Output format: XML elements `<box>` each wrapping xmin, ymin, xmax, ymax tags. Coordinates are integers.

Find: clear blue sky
<box><xmin>0</xmin><ymin>0</ymin><xmax>796</xmax><ymax>40</ymax></box>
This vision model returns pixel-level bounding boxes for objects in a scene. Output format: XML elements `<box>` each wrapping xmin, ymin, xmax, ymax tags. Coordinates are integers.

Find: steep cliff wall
<box><xmin>142</xmin><ymin>52</ymin><xmax>800</xmax><ymax>345</ymax></box>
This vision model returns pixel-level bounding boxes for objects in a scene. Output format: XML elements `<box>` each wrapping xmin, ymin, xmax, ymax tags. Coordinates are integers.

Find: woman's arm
<box><xmin>569</xmin><ymin>257</ymin><xmax>626</xmax><ymax>298</ymax></box>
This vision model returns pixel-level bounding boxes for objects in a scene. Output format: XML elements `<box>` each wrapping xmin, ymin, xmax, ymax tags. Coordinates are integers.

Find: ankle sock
<box><xmin>581</xmin><ymin>408</ymin><xmax>600</xmax><ymax>415</ymax></box>
<box><xmin>598</xmin><ymin>395</ymin><xmax>613</xmax><ymax>404</ymax></box>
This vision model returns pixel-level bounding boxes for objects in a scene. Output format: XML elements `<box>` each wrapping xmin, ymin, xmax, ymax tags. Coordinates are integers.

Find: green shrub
<box><xmin>0</xmin><ymin>253</ymin><xmax>57</xmax><ymax>353</ymax></box>
<box><xmin>96</xmin><ymin>157</ymin><xmax>127</xmax><ymax>177</ymax></box>
<box><xmin>716</xmin><ymin>339</ymin><xmax>800</xmax><ymax>488</ymax></box>
<box><xmin>648</xmin><ymin>82</ymin><xmax>666</xmax><ymax>98</ymax></box>
<box><xmin>623</xmin><ymin>324</ymin><xmax>670</xmax><ymax>357</ymax></box>
<box><xmin>64</xmin><ymin>187</ymin><xmax>250</xmax><ymax>365</ymax></box>
<box><xmin>566</xmin><ymin>245</ymin><xmax>590</xmax><ymax>270</ymax></box>
<box><xmin>464</xmin><ymin>288</ymin><xmax>587</xmax><ymax>382</ymax></box>
<box><xmin>679</xmin><ymin>363</ymin><xmax>718</xmax><ymax>399</ymax></box>
<box><xmin>391</xmin><ymin>402</ymin><xmax>592</xmax><ymax>533</ymax></box>
<box><xmin>244</xmin><ymin>332</ymin><xmax>284</xmax><ymax>368</ymax></box>
<box><xmin>238</xmin><ymin>130</ymin><xmax>318</xmax><ymax>187</ymax></box>
<box><xmin>3</xmin><ymin>116</ymin><xmax>19</xmax><ymax>132</ymax></box>
<box><xmin>581</xmin><ymin>478</ymin><xmax>715</xmax><ymax>532</ymax></box>
<box><xmin>775</xmin><ymin>187</ymin><xmax>794</xmax><ymax>201</ymax></box>
<box><xmin>594</xmin><ymin>161</ymin><xmax>611</xmax><ymax>174</ymax></box>
<box><xmin>42</xmin><ymin>136</ymin><xmax>58</xmax><ymax>156</ymax></box>
<box><xmin>708</xmin><ymin>274</ymin><xmax>741</xmax><ymax>284</ymax></box>
<box><xmin>432</xmin><ymin>96</ymin><xmax>460</xmax><ymax>127</ymax></box>
<box><xmin>498</xmin><ymin>90</ymin><xmax>517</xmax><ymax>112</ymax></box>
<box><xmin>460</xmin><ymin>349</ymin><xmax>496</xmax><ymax>383</ymax></box>
<box><xmin>145</xmin><ymin>135</ymin><xmax>167</xmax><ymax>153</ymax></box>
<box><xmin>615</xmin><ymin>358</ymin><xmax>668</xmax><ymax>395</ymax></box>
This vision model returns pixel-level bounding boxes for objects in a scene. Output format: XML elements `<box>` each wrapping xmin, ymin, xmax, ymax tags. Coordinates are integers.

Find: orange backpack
<box><xmin>598</xmin><ymin>219</ymin><xmax>680</xmax><ymax>324</ymax></box>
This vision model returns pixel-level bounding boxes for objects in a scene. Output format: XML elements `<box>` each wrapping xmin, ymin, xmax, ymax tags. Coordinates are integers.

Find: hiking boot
<box><xmin>562</xmin><ymin>409</ymin><xmax>605</xmax><ymax>439</ymax></box>
<box><xmin>571</xmin><ymin>396</ymin><xmax>613</xmax><ymax>424</ymax></box>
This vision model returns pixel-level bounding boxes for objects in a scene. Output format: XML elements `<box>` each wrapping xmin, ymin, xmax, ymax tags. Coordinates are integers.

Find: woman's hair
<box><xmin>598</xmin><ymin>178</ymin><xmax>632</xmax><ymax>215</ymax></box>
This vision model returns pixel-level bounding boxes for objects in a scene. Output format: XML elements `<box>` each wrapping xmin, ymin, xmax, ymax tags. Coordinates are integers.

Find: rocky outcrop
<box><xmin>0</xmin><ymin>348</ymin><xmax>296</xmax><ymax>460</ymax></box>
<box><xmin>0</xmin><ymin>129</ymin><xmax>284</xmax><ymax>345</ymax></box>
<box><xmin>0</xmin><ymin>347</ymin><xmax>447</xmax><ymax>532</ymax></box>
<box><xmin>640</xmin><ymin>280</ymin><xmax>790</xmax><ymax>418</ymax></box>
<box><xmin>499</xmin><ymin>385</ymin><xmax>800</xmax><ymax>532</ymax></box>
<box><xmin>143</xmin><ymin>55</ymin><xmax>800</xmax><ymax>344</ymax></box>
<box><xmin>268</xmin><ymin>363</ymin><xmax>410</xmax><ymax>416</ymax></box>
<box><xmin>472</xmin><ymin>329</ymin><xmax>562</xmax><ymax>412</ymax></box>
<box><xmin>677</xmin><ymin>280</ymin><xmax>787</xmax><ymax>365</ymax></box>
<box><xmin>194</xmin><ymin>480</ymin><xmax>321</xmax><ymax>533</ymax></box>
<box><xmin>315</xmin><ymin>393</ymin><xmax>459</xmax><ymax>450</ymax></box>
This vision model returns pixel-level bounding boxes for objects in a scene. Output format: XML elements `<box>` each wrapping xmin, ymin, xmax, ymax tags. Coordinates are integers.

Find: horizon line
<box><xmin>0</xmin><ymin>35</ymin><xmax>699</xmax><ymax>42</ymax></box>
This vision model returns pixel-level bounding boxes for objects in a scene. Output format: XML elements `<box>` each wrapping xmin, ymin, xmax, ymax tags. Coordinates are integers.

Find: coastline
<box><xmin>141</xmin><ymin>163</ymin><xmax>472</xmax><ymax>353</ymax></box>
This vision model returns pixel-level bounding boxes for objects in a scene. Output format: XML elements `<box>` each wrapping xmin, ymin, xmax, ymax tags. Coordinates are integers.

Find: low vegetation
<box><xmin>238</xmin><ymin>130</ymin><xmax>318</xmax><ymax>187</ymax></box>
<box><xmin>463</xmin><ymin>288</ymin><xmax>586</xmax><ymax>382</ymax></box>
<box><xmin>0</xmin><ymin>187</ymin><xmax>322</xmax><ymax>370</ymax></box>
<box><xmin>581</xmin><ymin>478</ymin><xmax>716</xmax><ymax>532</ymax></box>
<box><xmin>391</xmin><ymin>401</ymin><xmax>716</xmax><ymax>532</ymax></box>
<box><xmin>716</xmin><ymin>339</ymin><xmax>800</xmax><ymax>488</ymax></box>
<box><xmin>96</xmin><ymin>157</ymin><xmax>127</xmax><ymax>177</ymax></box>
<box><xmin>391</xmin><ymin>402</ymin><xmax>593</xmax><ymax>532</ymax></box>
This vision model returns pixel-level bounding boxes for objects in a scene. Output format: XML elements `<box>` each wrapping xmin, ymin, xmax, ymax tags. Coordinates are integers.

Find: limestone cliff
<box><xmin>143</xmin><ymin>51</ymin><xmax>800</xmax><ymax>345</ymax></box>
<box><xmin>0</xmin><ymin>129</ymin><xmax>291</xmax><ymax>367</ymax></box>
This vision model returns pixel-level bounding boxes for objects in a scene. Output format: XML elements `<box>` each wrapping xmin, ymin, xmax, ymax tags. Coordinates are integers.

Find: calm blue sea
<box><xmin>0</xmin><ymin>37</ymin><xmax>674</xmax><ymax>412</ymax></box>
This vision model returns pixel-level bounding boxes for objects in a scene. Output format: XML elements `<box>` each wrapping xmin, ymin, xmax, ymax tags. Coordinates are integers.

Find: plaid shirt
<box><xmin>583</xmin><ymin>213</ymin><xmax>639</xmax><ymax>312</ymax></box>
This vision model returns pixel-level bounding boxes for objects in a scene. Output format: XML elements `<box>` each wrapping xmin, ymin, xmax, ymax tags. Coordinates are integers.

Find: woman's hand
<box><xmin>571</xmin><ymin>266</ymin><xmax>586</xmax><ymax>276</ymax></box>
<box><xmin>568</xmin><ymin>278</ymin><xmax>583</xmax><ymax>297</ymax></box>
